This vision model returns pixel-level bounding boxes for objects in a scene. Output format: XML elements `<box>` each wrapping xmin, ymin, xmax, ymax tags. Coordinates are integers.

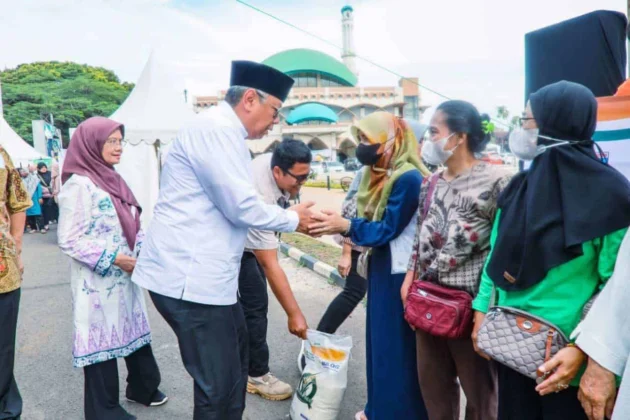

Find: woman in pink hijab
<box><xmin>57</xmin><ymin>117</ymin><xmax>167</xmax><ymax>419</ymax></box>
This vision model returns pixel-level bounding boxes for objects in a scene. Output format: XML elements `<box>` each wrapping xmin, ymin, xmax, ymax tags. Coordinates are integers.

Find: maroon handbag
<box><xmin>404</xmin><ymin>279</ymin><xmax>474</xmax><ymax>338</ymax></box>
<box><xmin>403</xmin><ymin>173</ymin><xmax>474</xmax><ymax>339</ymax></box>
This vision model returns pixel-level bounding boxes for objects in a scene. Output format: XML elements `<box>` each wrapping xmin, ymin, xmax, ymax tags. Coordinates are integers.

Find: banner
<box><xmin>594</xmin><ymin>94</ymin><xmax>630</xmax><ymax>180</ymax></box>
<box><xmin>43</xmin><ymin>122</ymin><xmax>61</xmax><ymax>159</ymax></box>
<box><xmin>525</xmin><ymin>11</ymin><xmax>627</xmax><ymax>100</ymax></box>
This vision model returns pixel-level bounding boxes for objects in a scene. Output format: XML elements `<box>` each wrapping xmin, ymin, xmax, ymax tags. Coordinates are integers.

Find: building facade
<box><xmin>193</xmin><ymin>5</ymin><xmax>426</xmax><ymax>160</ymax></box>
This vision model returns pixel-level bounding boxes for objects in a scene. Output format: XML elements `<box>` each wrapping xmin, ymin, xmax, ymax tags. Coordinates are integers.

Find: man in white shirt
<box><xmin>240</xmin><ymin>139</ymin><xmax>311</xmax><ymax>402</ymax></box>
<box><xmin>132</xmin><ymin>61</ymin><xmax>313</xmax><ymax>419</ymax></box>
<box><xmin>574</xmin><ymin>229</ymin><xmax>630</xmax><ymax>420</ymax></box>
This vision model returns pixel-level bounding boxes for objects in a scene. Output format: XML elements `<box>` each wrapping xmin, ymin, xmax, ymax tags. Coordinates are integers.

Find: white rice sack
<box><xmin>290</xmin><ymin>330</ymin><xmax>353</xmax><ymax>420</ymax></box>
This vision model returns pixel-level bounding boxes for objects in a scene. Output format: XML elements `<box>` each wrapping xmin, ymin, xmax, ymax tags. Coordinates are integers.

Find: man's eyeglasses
<box><xmin>105</xmin><ymin>138</ymin><xmax>127</xmax><ymax>147</ymax></box>
<box><xmin>256</xmin><ymin>91</ymin><xmax>280</xmax><ymax>119</ymax></box>
<box><xmin>270</xmin><ymin>104</ymin><xmax>280</xmax><ymax>119</ymax></box>
<box><xmin>284</xmin><ymin>169</ymin><xmax>309</xmax><ymax>183</ymax></box>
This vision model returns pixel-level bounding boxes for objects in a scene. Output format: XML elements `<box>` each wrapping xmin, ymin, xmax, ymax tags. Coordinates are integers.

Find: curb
<box><xmin>279</xmin><ymin>242</ymin><xmax>346</xmax><ymax>289</ymax></box>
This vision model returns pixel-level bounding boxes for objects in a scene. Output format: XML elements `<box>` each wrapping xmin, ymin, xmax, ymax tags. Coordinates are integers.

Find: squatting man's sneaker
<box><xmin>247</xmin><ymin>373</ymin><xmax>293</xmax><ymax>401</ymax></box>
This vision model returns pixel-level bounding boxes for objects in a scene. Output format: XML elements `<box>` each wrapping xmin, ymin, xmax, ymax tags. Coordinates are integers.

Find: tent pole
<box><xmin>154</xmin><ymin>140</ymin><xmax>162</xmax><ymax>181</ymax></box>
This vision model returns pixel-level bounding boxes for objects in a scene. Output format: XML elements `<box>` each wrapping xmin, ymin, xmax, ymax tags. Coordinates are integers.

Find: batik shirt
<box><xmin>0</xmin><ymin>147</ymin><xmax>32</xmax><ymax>294</ymax></box>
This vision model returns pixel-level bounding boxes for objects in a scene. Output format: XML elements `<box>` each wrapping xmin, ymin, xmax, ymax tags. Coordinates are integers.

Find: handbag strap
<box><xmin>38</xmin><ymin>174</ymin><xmax>50</xmax><ymax>188</ymax></box>
<box><xmin>413</xmin><ymin>173</ymin><xmax>440</xmax><ymax>281</ymax></box>
<box><xmin>422</xmin><ymin>173</ymin><xmax>440</xmax><ymax>221</ymax></box>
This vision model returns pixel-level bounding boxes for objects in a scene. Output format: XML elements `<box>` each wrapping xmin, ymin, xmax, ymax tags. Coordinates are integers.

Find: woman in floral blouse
<box><xmin>58</xmin><ymin>117</ymin><xmax>167</xmax><ymax>420</ymax></box>
<box><xmin>402</xmin><ymin>100</ymin><xmax>513</xmax><ymax>420</ymax></box>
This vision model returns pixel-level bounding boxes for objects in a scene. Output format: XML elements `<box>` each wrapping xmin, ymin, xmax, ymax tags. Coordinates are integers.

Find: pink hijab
<box><xmin>62</xmin><ymin>117</ymin><xmax>142</xmax><ymax>250</ymax></box>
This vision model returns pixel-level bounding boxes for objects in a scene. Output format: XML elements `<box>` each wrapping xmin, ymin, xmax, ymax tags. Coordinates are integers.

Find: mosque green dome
<box><xmin>262</xmin><ymin>48</ymin><xmax>357</xmax><ymax>87</ymax></box>
<box><xmin>286</xmin><ymin>103</ymin><xmax>339</xmax><ymax>125</ymax></box>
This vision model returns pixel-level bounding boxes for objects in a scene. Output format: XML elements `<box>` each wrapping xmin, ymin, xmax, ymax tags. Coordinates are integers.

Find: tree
<box><xmin>510</xmin><ymin>115</ymin><xmax>520</xmax><ymax>129</ymax></box>
<box><xmin>1</xmin><ymin>61</ymin><xmax>133</xmax><ymax>144</ymax></box>
<box><xmin>496</xmin><ymin>105</ymin><xmax>510</xmax><ymax>121</ymax></box>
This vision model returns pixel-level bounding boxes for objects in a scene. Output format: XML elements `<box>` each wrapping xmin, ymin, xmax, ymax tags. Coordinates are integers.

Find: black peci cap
<box><xmin>230</xmin><ymin>60</ymin><xmax>294</xmax><ymax>102</ymax></box>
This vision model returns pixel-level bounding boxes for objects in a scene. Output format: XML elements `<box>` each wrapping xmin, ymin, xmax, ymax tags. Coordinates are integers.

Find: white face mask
<box><xmin>421</xmin><ymin>133</ymin><xmax>456</xmax><ymax>166</ymax></box>
<box><xmin>509</xmin><ymin>128</ymin><xmax>569</xmax><ymax>161</ymax></box>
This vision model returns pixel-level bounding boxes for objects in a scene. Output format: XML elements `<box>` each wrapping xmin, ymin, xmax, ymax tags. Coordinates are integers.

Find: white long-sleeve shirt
<box><xmin>573</xmin><ymin>229</ymin><xmax>630</xmax><ymax>420</ymax></box>
<box><xmin>132</xmin><ymin>102</ymin><xmax>298</xmax><ymax>305</ymax></box>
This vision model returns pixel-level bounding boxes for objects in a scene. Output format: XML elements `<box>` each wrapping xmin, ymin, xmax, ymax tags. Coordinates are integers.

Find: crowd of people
<box><xmin>1</xmin><ymin>59</ymin><xmax>630</xmax><ymax>420</ymax></box>
<box><xmin>19</xmin><ymin>162</ymin><xmax>59</xmax><ymax>234</ymax></box>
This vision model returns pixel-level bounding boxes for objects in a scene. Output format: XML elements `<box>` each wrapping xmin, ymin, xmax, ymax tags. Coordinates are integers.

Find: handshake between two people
<box><xmin>288</xmin><ymin>201</ymin><xmax>351</xmax><ymax>238</ymax></box>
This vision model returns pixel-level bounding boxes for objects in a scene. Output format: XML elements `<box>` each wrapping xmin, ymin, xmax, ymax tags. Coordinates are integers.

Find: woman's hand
<box><xmin>401</xmin><ymin>271</ymin><xmax>414</xmax><ymax>307</ymax></box>
<box><xmin>309</xmin><ymin>210</ymin><xmax>350</xmax><ymax>237</ymax></box>
<box><xmin>337</xmin><ymin>251</ymin><xmax>352</xmax><ymax>278</ymax></box>
<box><xmin>114</xmin><ymin>254</ymin><xmax>136</xmax><ymax>273</ymax></box>
<box><xmin>535</xmin><ymin>346</ymin><xmax>587</xmax><ymax>396</ymax></box>
<box><xmin>401</xmin><ymin>271</ymin><xmax>416</xmax><ymax>331</ymax></box>
<box><xmin>471</xmin><ymin>311</ymin><xmax>490</xmax><ymax>360</ymax></box>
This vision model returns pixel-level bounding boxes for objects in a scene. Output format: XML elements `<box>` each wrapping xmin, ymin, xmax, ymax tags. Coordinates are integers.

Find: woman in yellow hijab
<box><xmin>310</xmin><ymin>112</ymin><xmax>430</xmax><ymax>420</ymax></box>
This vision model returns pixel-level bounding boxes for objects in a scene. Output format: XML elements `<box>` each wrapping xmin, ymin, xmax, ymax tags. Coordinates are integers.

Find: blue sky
<box><xmin>0</xmin><ymin>0</ymin><xmax>627</xmax><ymax>121</ymax></box>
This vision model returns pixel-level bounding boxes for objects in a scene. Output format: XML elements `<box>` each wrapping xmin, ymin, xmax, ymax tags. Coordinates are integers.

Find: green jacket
<box><xmin>473</xmin><ymin>210</ymin><xmax>627</xmax><ymax>385</ymax></box>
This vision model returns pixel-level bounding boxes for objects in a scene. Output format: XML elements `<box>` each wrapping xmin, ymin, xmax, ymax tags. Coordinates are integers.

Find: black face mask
<box><xmin>356</xmin><ymin>143</ymin><xmax>382</xmax><ymax>166</ymax></box>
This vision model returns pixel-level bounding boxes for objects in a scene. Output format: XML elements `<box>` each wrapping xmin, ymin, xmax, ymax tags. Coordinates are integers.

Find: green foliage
<box><xmin>1</xmin><ymin>61</ymin><xmax>133</xmax><ymax>144</ymax></box>
<box><xmin>303</xmin><ymin>180</ymin><xmax>344</xmax><ymax>190</ymax></box>
<box><xmin>496</xmin><ymin>105</ymin><xmax>510</xmax><ymax>121</ymax></box>
<box><xmin>281</xmin><ymin>233</ymin><xmax>342</xmax><ymax>268</ymax></box>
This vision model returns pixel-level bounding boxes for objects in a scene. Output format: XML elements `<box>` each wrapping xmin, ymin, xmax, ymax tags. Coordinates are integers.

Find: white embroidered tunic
<box><xmin>58</xmin><ymin>175</ymin><xmax>151</xmax><ymax>367</ymax></box>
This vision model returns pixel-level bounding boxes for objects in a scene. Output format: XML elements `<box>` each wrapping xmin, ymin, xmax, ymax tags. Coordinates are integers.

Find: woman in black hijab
<box><xmin>471</xmin><ymin>81</ymin><xmax>630</xmax><ymax>420</ymax></box>
<box><xmin>36</xmin><ymin>162</ymin><xmax>55</xmax><ymax>231</ymax></box>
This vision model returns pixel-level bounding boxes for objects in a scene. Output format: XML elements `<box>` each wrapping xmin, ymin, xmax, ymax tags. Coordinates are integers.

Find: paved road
<box><xmin>15</xmin><ymin>227</ymin><xmax>367</xmax><ymax>419</ymax></box>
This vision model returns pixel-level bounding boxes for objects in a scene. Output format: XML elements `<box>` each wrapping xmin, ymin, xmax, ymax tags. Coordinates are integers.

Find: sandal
<box><xmin>355</xmin><ymin>411</ymin><xmax>367</xmax><ymax>420</ymax></box>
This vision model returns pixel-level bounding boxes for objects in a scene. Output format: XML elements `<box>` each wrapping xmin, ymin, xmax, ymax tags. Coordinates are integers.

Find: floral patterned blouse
<box><xmin>58</xmin><ymin>175</ymin><xmax>151</xmax><ymax>367</ymax></box>
<box><xmin>408</xmin><ymin>162</ymin><xmax>513</xmax><ymax>296</ymax></box>
<box><xmin>0</xmin><ymin>147</ymin><xmax>32</xmax><ymax>294</ymax></box>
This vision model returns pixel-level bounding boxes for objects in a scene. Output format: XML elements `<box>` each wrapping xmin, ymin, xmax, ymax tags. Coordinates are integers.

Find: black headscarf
<box><xmin>486</xmin><ymin>81</ymin><xmax>630</xmax><ymax>291</ymax></box>
<box><xmin>37</xmin><ymin>162</ymin><xmax>52</xmax><ymax>185</ymax></box>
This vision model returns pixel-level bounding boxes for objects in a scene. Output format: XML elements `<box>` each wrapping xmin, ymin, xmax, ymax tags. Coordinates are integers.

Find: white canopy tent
<box><xmin>0</xmin><ymin>82</ymin><xmax>44</xmax><ymax>167</ymax></box>
<box><xmin>110</xmin><ymin>52</ymin><xmax>196</xmax><ymax>226</ymax></box>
